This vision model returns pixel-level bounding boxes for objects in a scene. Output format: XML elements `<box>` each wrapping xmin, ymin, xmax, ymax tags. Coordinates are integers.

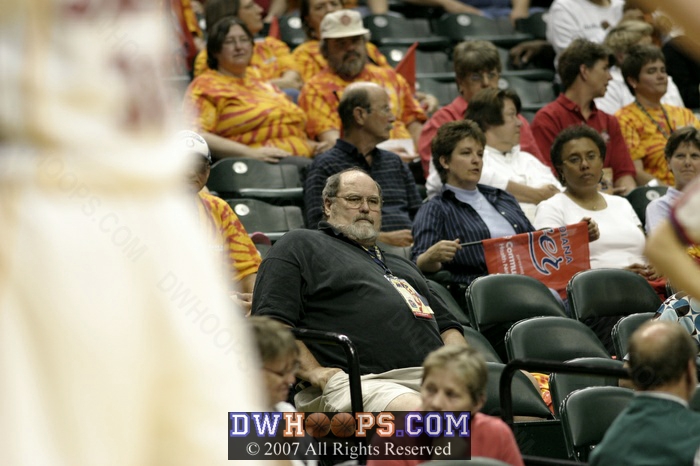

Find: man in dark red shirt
<box><xmin>418</xmin><ymin>40</ymin><xmax>542</xmax><ymax>181</ymax></box>
<box><xmin>531</xmin><ymin>38</ymin><xmax>637</xmax><ymax>194</ymax></box>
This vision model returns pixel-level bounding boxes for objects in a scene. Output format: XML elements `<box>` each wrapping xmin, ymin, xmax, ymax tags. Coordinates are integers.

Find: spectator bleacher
<box><xmin>164</xmin><ymin>2</ymin><xmax>700</xmax><ymax>463</ymax></box>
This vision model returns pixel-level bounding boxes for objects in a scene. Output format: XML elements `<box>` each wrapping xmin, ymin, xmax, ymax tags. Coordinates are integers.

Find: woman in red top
<box><xmin>367</xmin><ymin>346</ymin><xmax>525</xmax><ymax>466</ymax></box>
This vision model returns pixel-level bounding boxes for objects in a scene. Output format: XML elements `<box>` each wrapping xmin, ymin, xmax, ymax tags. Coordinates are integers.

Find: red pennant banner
<box><xmin>395</xmin><ymin>42</ymin><xmax>418</xmax><ymax>94</ymax></box>
<box><xmin>482</xmin><ymin>222</ymin><xmax>591</xmax><ymax>298</ymax></box>
<box><xmin>268</xmin><ymin>16</ymin><xmax>280</xmax><ymax>39</ymax></box>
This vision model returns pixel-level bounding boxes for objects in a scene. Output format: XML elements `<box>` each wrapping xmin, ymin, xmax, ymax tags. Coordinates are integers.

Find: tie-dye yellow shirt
<box><xmin>193</xmin><ymin>36</ymin><xmax>298</xmax><ymax>80</ymax></box>
<box><xmin>291</xmin><ymin>40</ymin><xmax>390</xmax><ymax>82</ymax></box>
<box><xmin>185</xmin><ymin>69</ymin><xmax>313</xmax><ymax>156</ymax></box>
<box><xmin>616</xmin><ymin>103</ymin><xmax>700</xmax><ymax>185</ymax></box>
<box><xmin>197</xmin><ymin>191</ymin><xmax>261</xmax><ymax>284</ymax></box>
<box><xmin>180</xmin><ymin>0</ymin><xmax>203</xmax><ymax>39</ymax></box>
<box><xmin>298</xmin><ymin>63</ymin><xmax>426</xmax><ymax>141</ymax></box>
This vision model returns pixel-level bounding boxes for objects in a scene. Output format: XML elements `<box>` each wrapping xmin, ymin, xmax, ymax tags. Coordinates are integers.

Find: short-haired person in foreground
<box><xmin>589</xmin><ymin>321</ymin><xmax>700</xmax><ymax>465</ymax></box>
<box><xmin>252</xmin><ymin>168</ymin><xmax>467</xmax><ymax>413</ymax></box>
<box><xmin>412</xmin><ymin>120</ymin><xmax>533</xmax><ymax>284</ymax></box>
<box><xmin>248</xmin><ymin>316</ymin><xmax>300</xmax><ymax>412</ymax></box>
<box><xmin>366</xmin><ymin>345</ymin><xmax>525</xmax><ymax>466</ymax></box>
<box><xmin>249</xmin><ymin>316</ymin><xmax>319</xmax><ymax>466</ymax></box>
<box><xmin>304</xmin><ymin>82</ymin><xmax>422</xmax><ymax>247</ymax></box>
<box><xmin>531</xmin><ymin>38</ymin><xmax>637</xmax><ymax>194</ymax></box>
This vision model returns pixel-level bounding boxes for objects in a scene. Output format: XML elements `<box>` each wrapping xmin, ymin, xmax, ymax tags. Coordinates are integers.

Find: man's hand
<box><xmin>307</xmin><ymin>367</ymin><xmax>343</xmax><ymax>391</ymax></box>
<box><xmin>249</xmin><ymin>146</ymin><xmax>290</xmax><ymax>163</ymax></box>
<box><xmin>378</xmin><ymin>229</ymin><xmax>414</xmax><ymax>247</ymax></box>
<box><xmin>581</xmin><ymin>217</ymin><xmax>600</xmax><ymax>242</ymax></box>
<box><xmin>415</xmin><ymin>91</ymin><xmax>439</xmax><ymax>114</ymax></box>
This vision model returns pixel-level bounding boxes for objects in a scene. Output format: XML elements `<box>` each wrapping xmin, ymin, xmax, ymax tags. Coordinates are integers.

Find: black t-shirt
<box><xmin>252</xmin><ymin>223</ymin><xmax>461</xmax><ymax>374</ymax></box>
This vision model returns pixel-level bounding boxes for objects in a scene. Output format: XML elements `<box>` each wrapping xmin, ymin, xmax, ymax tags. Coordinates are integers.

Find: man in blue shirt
<box><xmin>304</xmin><ymin>82</ymin><xmax>423</xmax><ymax>247</ymax></box>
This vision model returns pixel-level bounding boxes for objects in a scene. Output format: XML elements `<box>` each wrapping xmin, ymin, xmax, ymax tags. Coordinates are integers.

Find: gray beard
<box><xmin>335</xmin><ymin>221</ymin><xmax>378</xmax><ymax>246</ymax></box>
<box><xmin>332</xmin><ymin>55</ymin><xmax>366</xmax><ymax>80</ymax></box>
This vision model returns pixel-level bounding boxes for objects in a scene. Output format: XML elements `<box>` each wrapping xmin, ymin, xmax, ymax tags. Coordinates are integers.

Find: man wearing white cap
<box><xmin>179</xmin><ymin>130</ymin><xmax>261</xmax><ymax>309</ymax></box>
<box><xmin>298</xmin><ymin>9</ymin><xmax>427</xmax><ymax>162</ymax></box>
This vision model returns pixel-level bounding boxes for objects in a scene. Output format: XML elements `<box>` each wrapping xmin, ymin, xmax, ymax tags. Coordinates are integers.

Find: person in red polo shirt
<box><xmin>531</xmin><ymin>38</ymin><xmax>637</xmax><ymax>194</ymax></box>
<box><xmin>418</xmin><ymin>40</ymin><xmax>542</xmax><ymax>186</ymax></box>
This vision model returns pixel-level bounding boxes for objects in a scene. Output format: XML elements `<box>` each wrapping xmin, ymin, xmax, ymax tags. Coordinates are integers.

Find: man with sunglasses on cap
<box><xmin>252</xmin><ymin>167</ymin><xmax>466</xmax><ymax>413</ymax></box>
<box><xmin>179</xmin><ymin>130</ymin><xmax>261</xmax><ymax>312</ymax></box>
<box><xmin>298</xmin><ymin>9</ymin><xmax>427</xmax><ymax>163</ymax></box>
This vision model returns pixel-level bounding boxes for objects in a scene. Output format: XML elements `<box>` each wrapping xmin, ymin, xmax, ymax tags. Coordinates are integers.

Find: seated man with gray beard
<box><xmin>252</xmin><ymin>168</ymin><xmax>466</xmax><ymax>413</ymax></box>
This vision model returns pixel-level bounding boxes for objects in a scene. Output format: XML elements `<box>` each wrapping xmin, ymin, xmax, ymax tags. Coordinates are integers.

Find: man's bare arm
<box><xmin>441</xmin><ymin>328</ymin><xmax>468</xmax><ymax>347</ymax></box>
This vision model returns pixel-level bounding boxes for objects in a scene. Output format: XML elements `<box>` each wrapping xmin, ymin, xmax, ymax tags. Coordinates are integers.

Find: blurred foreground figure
<box><xmin>0</xmin><ymin>2</ymin><xmax>268</xmax><ymax>465</ymax></box>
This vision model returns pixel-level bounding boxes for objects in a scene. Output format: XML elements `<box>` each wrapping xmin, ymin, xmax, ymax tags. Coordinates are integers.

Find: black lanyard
<box><xmin>635</xmin><ymin>101</ymin><xmax>674</xmax><ymax>139</ymax></box>
<box><xmin>362</xmin><ymin>245</ymin><xmax>393</xmax><ymax>276</ymax></box>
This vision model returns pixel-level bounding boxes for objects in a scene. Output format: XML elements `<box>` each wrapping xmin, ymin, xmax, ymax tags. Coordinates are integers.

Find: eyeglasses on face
<box><xmin>222</xmin><ymin>36</ymin><xmax>252</xmax><ymax>47</ymax></box>
<box><xmin>332</xmin><ymin>195</ymin><xmax>382</xmax><ymax>211</ymax></box>
<box><xmin>263</xmin><ymin>362</ymin><xmax>300</xmax><ymax>378</ymax></box>
<box><xmin>467</xmin><ymin>70</ymin><xmax>499</xmax><ymax>83</ymax></box>
<box><xmin>562</xmin><ymin>153</ymin><xmax>601</xmax><ymax>166</ymax></box>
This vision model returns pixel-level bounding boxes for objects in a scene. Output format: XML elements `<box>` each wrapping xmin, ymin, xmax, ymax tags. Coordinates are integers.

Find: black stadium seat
<box><xmin>207</xmin><ymin>158</ymin><xmax>303</xmax><ymax>205</ymax></box>
<box><xmin>364</xmin><ymin>15</ymin><xmax>450</xmax><ymax>50</ymax></box>
<box><xmin>433</xmin><ymin>13</ymin><xmax>532</xmax><ymax>48</ymax></box>
<box><xmin>227</xmin><ymin>198</ymin><xmax>304</xmax><ymax>242</ymax></box>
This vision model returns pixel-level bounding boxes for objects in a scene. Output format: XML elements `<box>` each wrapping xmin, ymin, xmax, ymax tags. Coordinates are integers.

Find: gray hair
<box><xmin>321</xmin><ymin>168</ymin><xmax>382</xmax><ymax>218</ymax></box>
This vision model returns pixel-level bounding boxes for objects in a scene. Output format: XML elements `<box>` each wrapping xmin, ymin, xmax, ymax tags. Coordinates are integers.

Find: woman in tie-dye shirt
<box><xmin>185</xmin><ymin>17</ymin><xmax>327</xmax><ymax>162</ymax></box>
<box><xmin>616</xmin><ymin>44</ymin><xmax>700</xmax><ymax>186</ymax></box>
<box><xmin>193</xmin><ymin>0</ymin><xmax>302</xmax><ymax>91</ymax></box>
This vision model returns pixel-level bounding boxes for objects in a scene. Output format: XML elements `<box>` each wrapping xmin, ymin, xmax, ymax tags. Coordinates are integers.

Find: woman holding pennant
<box><xmin>411</xmin><ymin>120</ymin><xmax>599</xmax><ymax>288</ymax></box>
<box><xmin>534</xmin><ymin>124</ymin><xmax>656</xmax><ymax>279</ymax></box>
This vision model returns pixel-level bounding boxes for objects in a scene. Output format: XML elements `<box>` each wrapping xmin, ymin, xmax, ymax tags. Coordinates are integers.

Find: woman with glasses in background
<box><xmin>194</xmin><ymin>0</ymin><xmax>303</xmax><ymax>93</ymax></box>
<box><xmin>185</xmin><ymin>17</ymin><xmax>325</xmax><ymax>164</ymax></box>
<box><xmin>534</xmin><ymin>124</ymin><xmax>652</xmax><ymax>278</ymax></box>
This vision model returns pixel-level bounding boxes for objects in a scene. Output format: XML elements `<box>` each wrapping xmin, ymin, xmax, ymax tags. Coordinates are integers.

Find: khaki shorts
<box><xmin>294</xmin><ymin>367</ymin><xmax>423</xmax><ymax>412</ymax></box>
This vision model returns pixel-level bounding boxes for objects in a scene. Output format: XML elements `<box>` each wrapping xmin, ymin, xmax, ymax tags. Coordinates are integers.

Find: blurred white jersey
<box><xmin>0</xmin><ymin>2</ymin><xmax>267</xmax><ymax>465</ymax></box>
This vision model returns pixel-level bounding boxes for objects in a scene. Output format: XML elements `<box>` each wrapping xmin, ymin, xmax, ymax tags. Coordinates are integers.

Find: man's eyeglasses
<box><xmin>467</xmin><ymin>71</ymin><xmax>499</xmax><ymax>83</ymax></box>
<box><xmin>263</xmin><ymin>362</ymin><xmax>300</xmax><ymax>378</ymax></box>
<box><xmin>332</xmin><ymin>195</ymin><xmax>382</xmax><ymax>211</ymax></box>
